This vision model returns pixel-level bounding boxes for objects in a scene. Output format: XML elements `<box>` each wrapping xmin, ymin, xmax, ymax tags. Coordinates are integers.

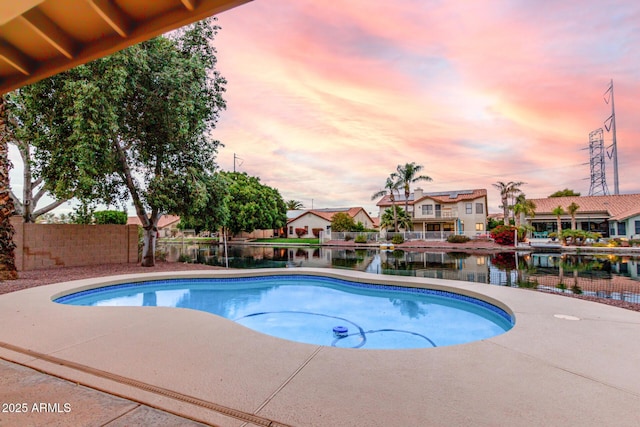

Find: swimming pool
<box><xmin>55</xmin><ymin>274</ymin><xmax>514</xmax><ymax>349</ymax></box>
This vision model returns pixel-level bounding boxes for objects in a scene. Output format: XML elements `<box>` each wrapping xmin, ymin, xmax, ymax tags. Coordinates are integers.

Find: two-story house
<box><xmin>376</xmin><ymin>188</ymin><xmax>488</xmax><ymax>239</ymax></box>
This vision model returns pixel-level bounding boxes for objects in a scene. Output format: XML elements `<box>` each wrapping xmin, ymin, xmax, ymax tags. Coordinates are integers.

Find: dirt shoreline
<box><xmin>1</xmin><ymin>260</ymin><xmax>638</xmax><ymax>312</ymax></box>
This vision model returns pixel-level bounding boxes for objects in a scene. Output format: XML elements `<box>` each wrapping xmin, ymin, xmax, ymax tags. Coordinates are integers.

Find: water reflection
<box><xmin>158</xmin><ymin>243</ymin><xmax>640</xmax><ymax>304</ymax></box>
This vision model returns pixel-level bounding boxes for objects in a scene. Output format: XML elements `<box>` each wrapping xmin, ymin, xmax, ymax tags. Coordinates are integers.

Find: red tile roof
<box><xmin>376</xmin><ymin>189</ymin><xmax>487</xmax><ymax>206</ymax></box>
<box><xmin>127</xmin><ymin>215</ymin><xmax>181</xmax><ymax>229</ymax></box>
<box><xmin>528</xmin><ymin>194</ymin><xmax>640</xmax><ymax>219</ymax></box>
<box><xmin>288</xmin><ymin>207</ymin><xmax>373</xmax><ymax>224</ymax></box>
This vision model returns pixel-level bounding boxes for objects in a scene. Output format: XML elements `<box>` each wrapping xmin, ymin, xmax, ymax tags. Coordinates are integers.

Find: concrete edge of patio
<box><xmin>1</xmin><ymin>267</ymin><xmax>639</xmax><ymax>426</ymax></box>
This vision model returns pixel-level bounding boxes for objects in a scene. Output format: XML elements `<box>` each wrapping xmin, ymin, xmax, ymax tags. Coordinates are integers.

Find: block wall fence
<box><xmin>10</xmin><ymin>216</ymin><xmax>139</xmax><ymax>271</ymax></box>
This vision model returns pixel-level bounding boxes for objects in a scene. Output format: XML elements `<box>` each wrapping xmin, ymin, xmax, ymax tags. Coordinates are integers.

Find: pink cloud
<box><xmin>212</xmin><ymin>0</ymin><xmax>640</xmax><ymax>212</ymax></box>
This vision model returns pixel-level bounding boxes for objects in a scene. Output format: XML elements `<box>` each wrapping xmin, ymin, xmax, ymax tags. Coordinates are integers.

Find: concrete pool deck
<box><xmin>0</xmin><ymin>267</ymin><xmax>639</xmax><ymax>426</ymax></box>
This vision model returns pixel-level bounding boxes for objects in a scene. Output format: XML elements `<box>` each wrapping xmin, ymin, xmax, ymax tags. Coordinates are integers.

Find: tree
<box><xmin>549</xmin><ymin>189</ymin><xmax>580</xmax><ymax>197</ymax></box>
<box><xmin>6</xmin><ymin>94</ymin><xmax>71</xmax><ymax>223</ymax></box>
<box><xmin>567</xmin><ymin>202</ymin><xmax>580</xmax><ymax>230</ymax></box>
<box><xmin>331</xmin><ymin>212</ymin><xmax>356</xmax><ymax>232</ymax></box>
<box><xmin>493</xmin><ymin>181</ymin><xmax>524</xmax><ymax>225</ymax></box>
<box><xmin>176</xmin><ymin>174</ymin><xmax>229</xmax><ymax>235</ymax></box>
<box><xmin>512</xmin><ymin>194</ymin><xmax>537</xmax><ymax>227</ymax></box>
<box><xmin>372</xmin><ymin>176</ymin><xmax>402</xmax><ymax>232</ymax></box>
<box><xmin>393</xmin><ymin>162</ymin><xmax>432</xmax><ymax>227</ymax></box>
<box><xmin>380</xmin><ymin>206</ymin><xmax>411</xmax><ymax>231</ymax></box>
<box><xmin>0</xmin><ymin>96</ymin><xmax>17</xmax><ymax>279</ymax></box>
<box><xmin>17</xmin><ymin>19</ymin><xmax>227</xmax><ymax>267</ymax></box>
<box><xmin>552</xmin><ymin>206</ymin><xmax>565</xmax><ymax>235</ymax></box>
<box><xmin>286</xmin><ymin>200</ymin><xmax>304</xmax><ymax>210</ymax></box>
<box><xmin>221</xmin><ymin>172</ymin><xmax>286</xmax><ymax>235</ymax></box>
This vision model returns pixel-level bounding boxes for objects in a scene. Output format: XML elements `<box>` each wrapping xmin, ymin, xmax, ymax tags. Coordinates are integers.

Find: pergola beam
<box><xmin>19</xmin><ymin>9</ymin><xmax>76</xmax><ymax>59</ymax></box>
<box><xmin>88</xmin><ymin>0</ymin><xmax>131</xmax><ymax>38</ymax></box>
<box><xmin>181</xmin><ymin>0</ymin><xmax>198</xmax><ymax>12</ymax></box>
<box><xmin>0</xmin><ymin>40</ymin><xmax>32</xmax><ymax>75</ymax></box>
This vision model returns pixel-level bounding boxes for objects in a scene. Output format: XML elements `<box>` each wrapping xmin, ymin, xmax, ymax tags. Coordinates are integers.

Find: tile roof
<box><xmin>288</xmin><ymin>207</ymin><xmax>371</xmax><ymax>223</ymax></box>
<box><xmin>528</xmin><ymin>194</ymin><xmax>640</xmax><ymax>220</ymax></box>
<box><xmin>127</xmin><ymin>215</ymin><xmax>181</xmax><ymax>229</ymax></box>
<box><xmin>376</xmin><ymin>189</ymin><xmax>487</xmax><ymax>206</ymax></box>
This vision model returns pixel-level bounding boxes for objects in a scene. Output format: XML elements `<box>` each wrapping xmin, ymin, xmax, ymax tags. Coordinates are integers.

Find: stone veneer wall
<box><xmin>10</xmin><ymin>216</ymin><xmax>139</xmax><ymax>271</ymax></box>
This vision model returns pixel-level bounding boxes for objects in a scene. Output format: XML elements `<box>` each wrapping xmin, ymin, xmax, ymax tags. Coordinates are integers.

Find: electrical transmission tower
<box><xmin>587</xmin><ymin>128</ymin><xmax>609</xmax><ymax>196</ymax></box>
<box><xmin>603</xmin><ymin>79</ymin><xmax>619</xmax><ymax>194</ymax></box>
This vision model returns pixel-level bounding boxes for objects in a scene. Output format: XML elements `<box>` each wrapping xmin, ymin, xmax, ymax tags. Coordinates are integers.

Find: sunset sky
<box><xmin>9</xmin><ymin>0</ymin><xmax>640</xmax><ymax>217</ymax></box>
<box><xmin>211</xmin><ymin>0</ymin><xmax>640</xmax><ymax>214</ymax></box>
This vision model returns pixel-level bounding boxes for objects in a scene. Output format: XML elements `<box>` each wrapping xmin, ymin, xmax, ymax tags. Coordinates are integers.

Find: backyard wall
<box><xmin>10</xmin><ymin>216</ymin><xmax>139</xmax><ymax>271</ymax></box>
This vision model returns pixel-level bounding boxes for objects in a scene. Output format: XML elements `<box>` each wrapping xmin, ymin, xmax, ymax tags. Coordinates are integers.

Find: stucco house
<box><xmin>525</xmin><ymin>194</ymin><xmax>640</xmax><ymax>239</ymax></box>
<box><xmin>127</xmin><ymin>215</ymin><xmax>181</xmax><ymax>238</ymax></box>
<box><xmin>287</xmin><ymin>207</ymin><xmax>375</xmax><ymax>238</ymax></box>
<box><xmin>375</xmin><ymin>188</ymin><xmax>488</xmax><ymax>238</ymax></box>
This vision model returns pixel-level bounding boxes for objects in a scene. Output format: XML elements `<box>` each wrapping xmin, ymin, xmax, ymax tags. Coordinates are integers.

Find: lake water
<box><xmin>159</xmin><ymin>243</ymin><xmax>640</xmax><ymax>305</ymax></box>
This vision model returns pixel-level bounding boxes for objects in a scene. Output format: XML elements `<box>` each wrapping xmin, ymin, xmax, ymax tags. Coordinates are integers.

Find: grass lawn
<box><xmin>254</xmin><ymin>238</ymin><xmax>320</xmax><ymax>244</ymax></box>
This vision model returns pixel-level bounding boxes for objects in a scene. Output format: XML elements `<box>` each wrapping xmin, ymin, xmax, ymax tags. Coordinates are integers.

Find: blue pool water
<box><xmin>55</xmin><ymin>275</ymin><xmax>513</xmax><ymax>349</ymax></box>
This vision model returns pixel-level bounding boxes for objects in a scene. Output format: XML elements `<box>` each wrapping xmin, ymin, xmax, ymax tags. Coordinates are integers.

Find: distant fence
<box><xmin>321</xmin><ymin>230</ymin><xmax>488</xmax><ymax>243</ymax></box>
<box><xmin>10</xmin><ymin>216</ymin><xmax>139</xmax><ymax>271</ymax></box>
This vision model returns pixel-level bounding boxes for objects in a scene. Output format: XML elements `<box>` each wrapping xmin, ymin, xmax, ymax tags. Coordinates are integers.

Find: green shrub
<box><xmin>344</xmin><ymin>234</ymin><xmax>353</xmax><ymax>241</ymax></box>
<box><xmin>177</xmin><ymin>254</ymin><xmax>192</xmax><ymax>263</ymax></box>
<box><xmin>391</xmin><ymin>234</ymin><xmax>404</xmax><ymax>245</ymax></box>
<box><xmin>93</xmin><ymin>210</ymin><xmax>127</xmax><ymax>225</ymax></box>
<box><xmin>447</xmin><ymin>234</ymin><xmax>470</xmax><ymax>243</ymax></box>
<box><xmin>354</xmin><ymin>235</ymin><xmax>367</xmax><ymax>244</ymax></box>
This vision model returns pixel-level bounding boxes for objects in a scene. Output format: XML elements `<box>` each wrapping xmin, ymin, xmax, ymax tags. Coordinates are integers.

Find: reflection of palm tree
<box><xmin>390</xmin><ymin>299</ymin><xmax>427</xmax><ymax>319</ymax></box>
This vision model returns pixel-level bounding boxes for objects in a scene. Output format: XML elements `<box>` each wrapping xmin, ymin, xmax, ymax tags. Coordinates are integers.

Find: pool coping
<box><xmin>1</xmin><ymin>267</ymin><xmax>640</xmax><ymax>426</ymax></box>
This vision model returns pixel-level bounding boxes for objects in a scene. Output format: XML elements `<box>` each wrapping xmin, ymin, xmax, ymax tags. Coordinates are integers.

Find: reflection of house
<box><xmin>127</xmin><ymin>215</ymin><xmax>181</xmax><ymax>237</ymax></box>
<box><xmin>525</xmin><ymin>194</ymin><xmax>640</xmax><ymax>239</ymax></box>
<box><xmin>287</xmin><ymin>208</ymin><xmax>375</xmax><ymax>238</ymax></box>
<box><xmin>375</xmin><ymin>188</ymin><xmax>488</xmax><ymax>237</ymax></box>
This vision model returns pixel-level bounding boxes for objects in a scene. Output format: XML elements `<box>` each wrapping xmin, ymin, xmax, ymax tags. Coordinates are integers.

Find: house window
<box><xmin>465</xmin><ymin>203</ymin><xmax>472</xmax><ymax>214</ymax></box>
<box><xmin>476</xmin><ymin>223</ymin><xmax>484</xmax><ymax>231</ymax></box>
<box><xmin>635</xmin><ymin>220</ymin><xmax>640</xmax><ymax>234</ymax></box>
<box><xmin>289</xmin><ymin>226</ymin><xmax>293</xmax><ymax>235</ymax></box>
<box><xmin>617</xmin><ymin>222</ymin><xmax>626</xmax><ymax>236</ymax></box>
<box><xmin>610</xmin><ymin>225</ymin><xmax>616</xmax><ymax>236</ymax></box>
<box><xmin>422</xmin><ymin>205</ymin><xmax>433</xmax><ymax>215</ymax></box>
<box><xmin>476</xmin><ymin>203</ymin><xmax>484</xmax><ymax>214</ymax></box>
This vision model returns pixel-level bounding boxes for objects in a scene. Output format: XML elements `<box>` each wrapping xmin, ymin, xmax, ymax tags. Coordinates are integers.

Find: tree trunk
<box><xmin>503</xmin><ymin>197</ymin><xmax>509</xmax><ymax>225</ymax></box>
<box><xmin>140</xmin><ymin>212</ymin><xmax>160</xmax><ymax>267</ymax></box>
<box><xmin>0</xmin><ymin>96</ymin><xmax>17</xmax><ymax>280</ymax></box>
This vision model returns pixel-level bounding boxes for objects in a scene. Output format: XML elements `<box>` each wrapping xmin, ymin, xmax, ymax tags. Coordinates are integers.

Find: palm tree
<box><xmin>380</xmin><ymin>206</ymin><xmax>411</xmax><ymax>231</ymax></box>
<box><xmin>552</xmin><ymin>206</ymin><xmax>565</xmax><ymax>237</ymax></box>
<box><xmin>286</xmin><ymin>200</ymin><xmax>304</xmax><ymax>210</ymax></box>
<box><xmin>567</xmin><ymin>202</ymin><xmax>579</xmax><ymax>230</ymax></box>
<box><xmin>0</xmin><ymin>95</ymin><xmax>18</xmax><ymax>280</ymax></box>
<box><xmin>513</xmin><ymin>194</ymin><xmax>537</xmax><ymax>227</ymax></box>
<box><xmin>393</xmin><ymin>162</ymin><xmax>432</xmax><ymax>228</ymax></box>
<box><xmin>493</xmin><ymin>181</ymin><xmax>524</xmax><ymax>225</ymax></box>
<box><xmin>372</xmin><ymin>176</ymin><xmax>402</xmax><ymax>232</ymax></box>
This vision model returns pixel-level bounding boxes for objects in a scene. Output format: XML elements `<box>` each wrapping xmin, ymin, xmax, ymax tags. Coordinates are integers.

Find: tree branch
<box><xmin>32</xmin><ymin>198</ymin><xmax>68</xmax><ymax>218</ymax></box>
